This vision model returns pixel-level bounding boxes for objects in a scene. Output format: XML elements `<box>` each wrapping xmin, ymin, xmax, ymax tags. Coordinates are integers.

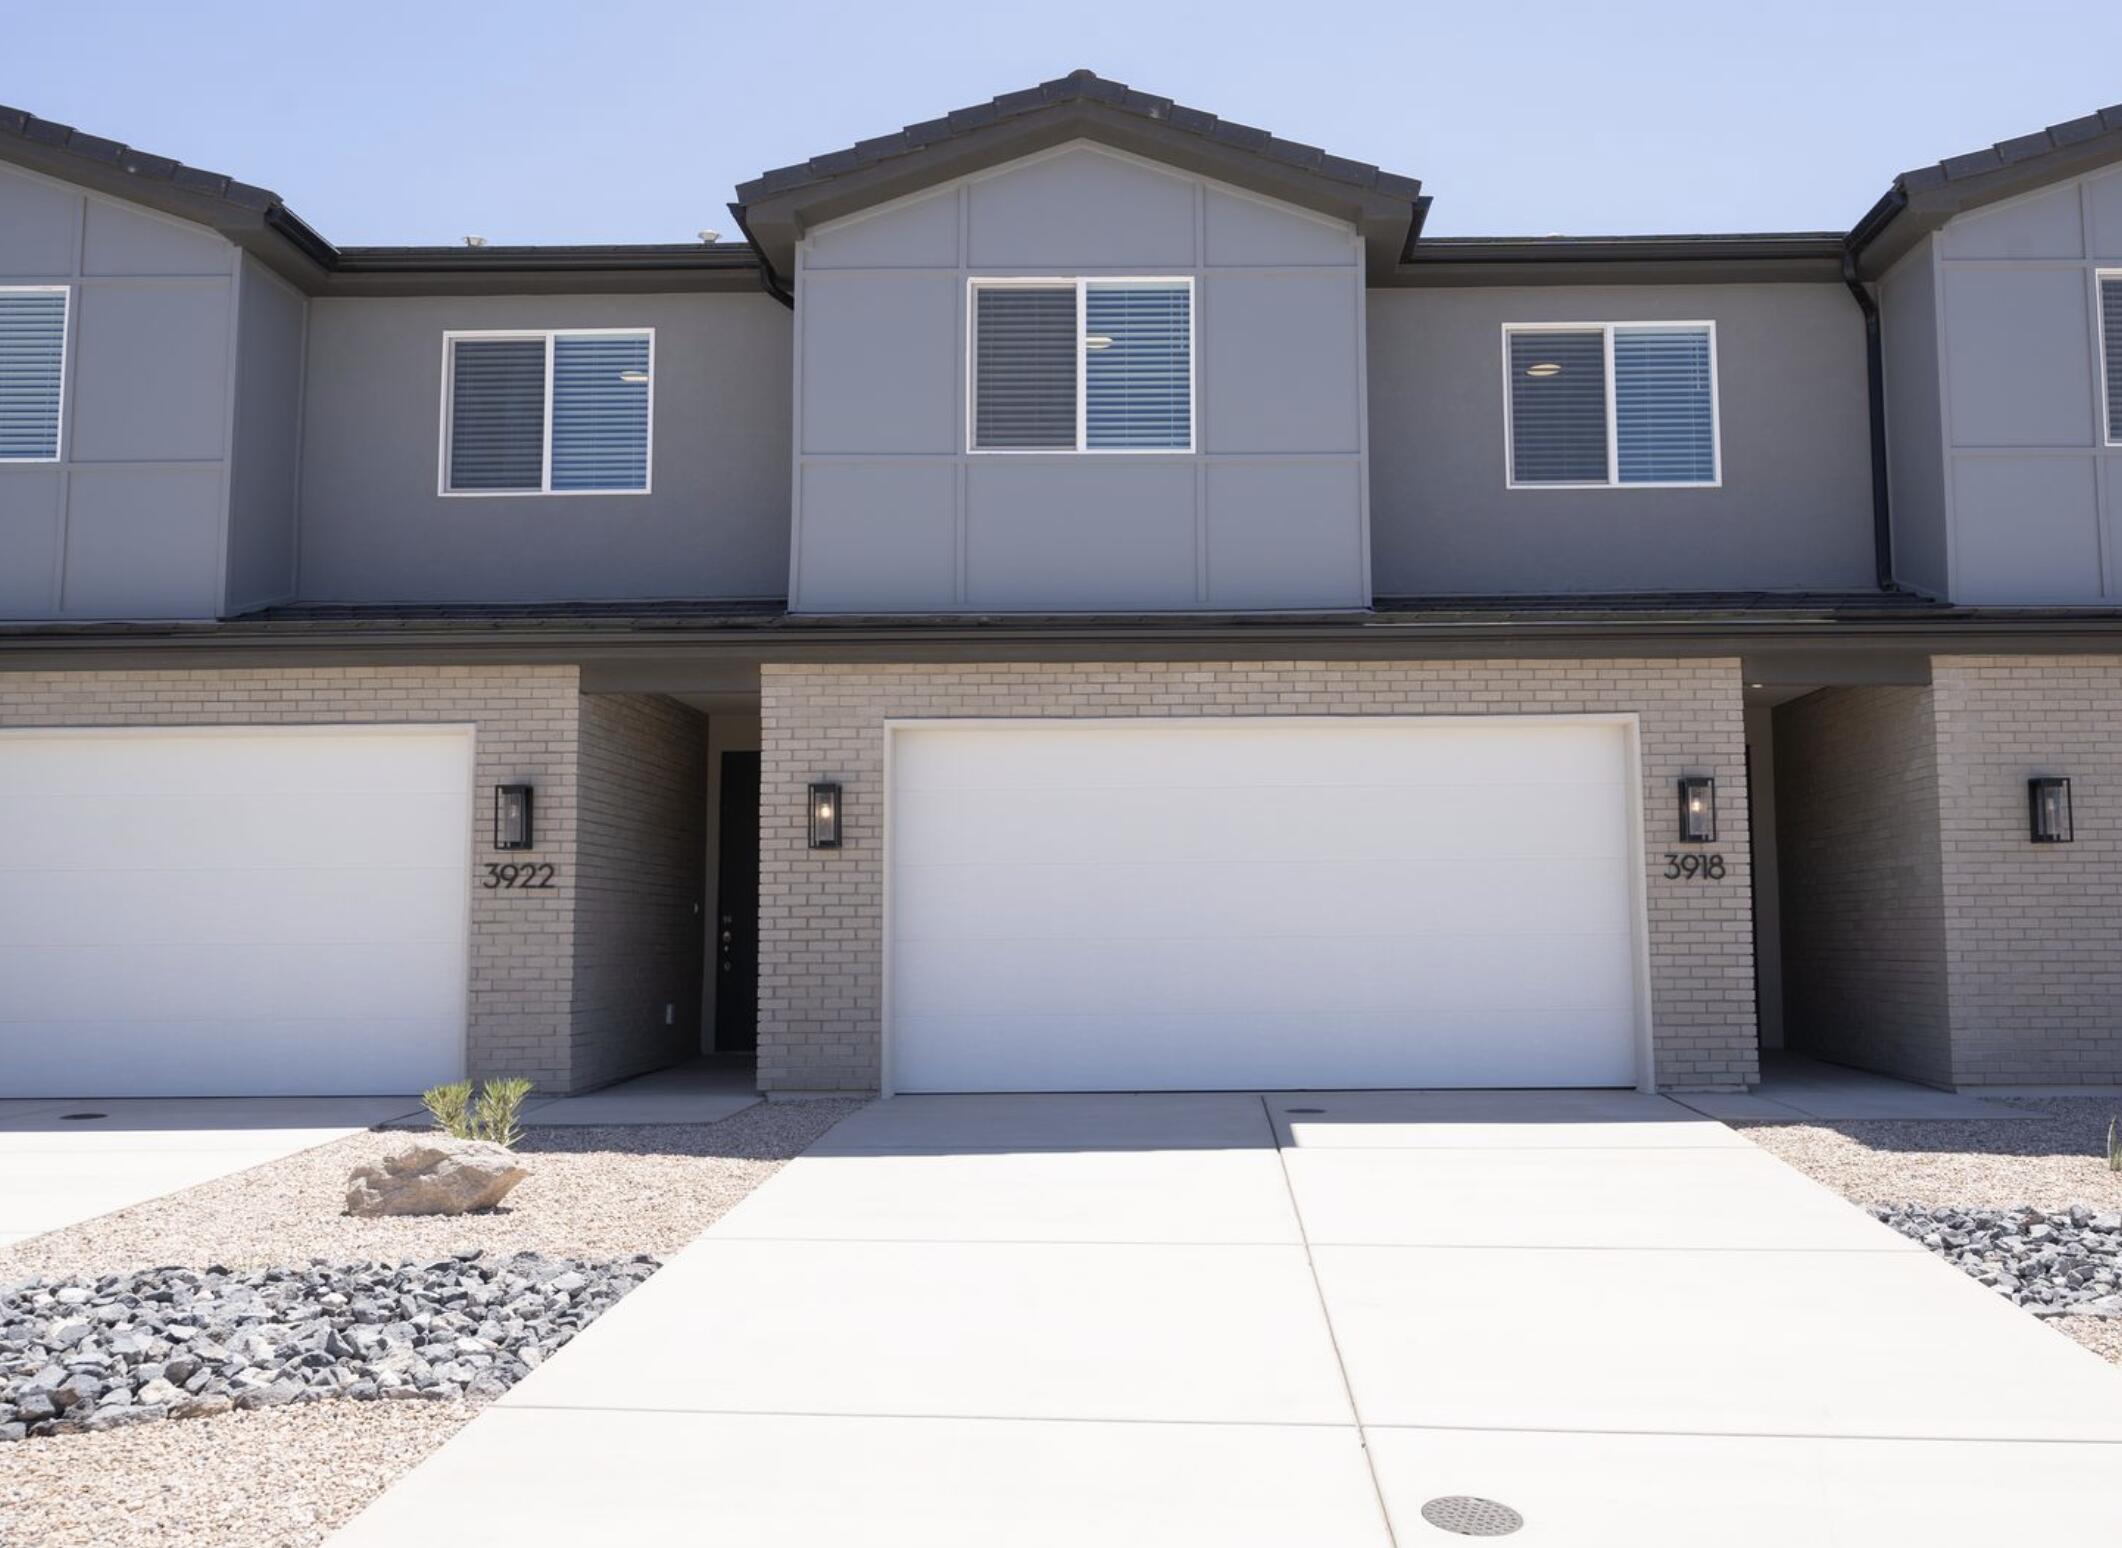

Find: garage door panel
<box><xmin>895</xmin><ymin>930</ymin><xmax>1634</xmax><ymax>1019</ymax></box>
<box><xmin>894</xmin><ymin>720</ymin><xmax>1627</xmax><ymax>792</ymax></box>
<box><xmin>895</xmin><ymin>857</ymin><xmax>1634</xmax><ymax>944</ymax></box>
<box><xmin>0</xmin><ymin>728</ymin><xmax>471</xmax><ymax>1097</ymax></box>
<box><xmin>4</xmin><ymin>942</ymin><xmax>466</xmax><ymax>1022</ymax></box>
<box><xmin>2</xmin><ymin>790</ymin><xmax>467</xmax><ymax>871</ymax></box>
<box><xmin>0</xmin><ymin>730</ymin><xmax>470</xmax><ymax>797</ymax></box>
<box><xmin>894</xmin><ymin>781</ymin><xmax>1628</xmax><ymax>867</ymax></box>
<box><xmin>2</xmin><ymin>1018</ymin><xmax>463</xmax><ymax>1098</ymax></box>
<box><xmin>889</xmin><ymin>718</ymin><xmax>1645</xmax><ymax>1093</ymax></box>
<box><xmin>895</xmin><ymin>1009</ymin><xmax>1641</xmax><ymax>1092</ymax></box>
<box><xmin>0</xmin><ymin>868</ymin><xmax>468</xmax><ymax>947</ymax></box>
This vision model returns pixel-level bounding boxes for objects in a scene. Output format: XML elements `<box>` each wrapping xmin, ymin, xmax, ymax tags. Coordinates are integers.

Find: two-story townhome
<box><xmin>5</xmin><ymin>73</ymin><xmax>2122</xmax><ymax>1101</ymax></box>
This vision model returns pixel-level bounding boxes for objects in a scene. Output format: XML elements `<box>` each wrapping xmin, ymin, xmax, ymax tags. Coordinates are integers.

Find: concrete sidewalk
<box><xmin>0</xmin><ymin>1097</ymin><xmax>420</xmax><ymax>1249</ymax></box>
<box><xmin>329</xmin><ymin>1090</ymin><xmax>2122</xmax><ymax>1546</ymax></box>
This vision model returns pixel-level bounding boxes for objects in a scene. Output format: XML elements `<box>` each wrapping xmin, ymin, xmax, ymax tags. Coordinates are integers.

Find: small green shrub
<box><xmin>421</xmin><ymin>1077</ymin><xmax>535</xmax><ymax>1148</ymax></box>
<box><xmin>421</xmin><ymin>1080</ymin><xmax>473</xmax><ymax>1138</ymax></box>
<box><xmin>475</xmin><ymin>1077</ymin><xmax>536</xmax><ymax>1150</ymax></box>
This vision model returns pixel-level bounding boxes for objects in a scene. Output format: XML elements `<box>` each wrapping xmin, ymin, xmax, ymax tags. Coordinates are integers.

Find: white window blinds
<box><xmin>0</xmin><ymin>288</ymin><xmax>67</xmax><ymax>462</ymax></box>
<box><xmin>973</xmin><ymin>286</ymin><xmax>1077</xmax><ymax>450</ymax></box>
<box><xmin>1507</xmin><ymin>330</ymin><xmax>1608</xmax><ymax>485</ymax></box>
<box><xmin>1505</xmin><ymin>322</ymin><xmax>1718</xmax><ymax>488</ymax></box>
<box><xmin>443</xmin><ymin>331</ymin><xmax>652</xmax><ymax>494</ymax></box>
<box><xmin>971</xmin><ymin>279</ymin><xmax>1192</xmax><ymax>452</ymax></box>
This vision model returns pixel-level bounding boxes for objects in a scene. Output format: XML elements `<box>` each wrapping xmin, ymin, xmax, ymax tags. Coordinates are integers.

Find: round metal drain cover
<box><xmin>60</xmin><ymin>1112</ymin><xmax>108</xmax><ymax>1121</ymax></box>
<box><xmin>1419</xmin><ymin>1496</ymin><xmax>1523</xmax><ymax>1537</ymax></box>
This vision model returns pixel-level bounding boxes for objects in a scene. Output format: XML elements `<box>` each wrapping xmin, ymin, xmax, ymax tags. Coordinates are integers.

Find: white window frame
<box><xmin>965</xmin><ymin>276</ymin><xmax>1196</xmax><ymax>455</ymax></box>
<box><xmin>0</xmin><ymin>284</ymin><xmax>69</xmax><ymax>465</ymax></box>
<box><xmin>437</xmin><ymin>327</ymin><xmax>655</xmax><ymax>497</ymax></box>
<box><xmin>2097</xmin><ymin>269</ymin><xmax>2122</xmax><ymax>449</ymax></box>
<box><xmin>1500</xmin><ymin>320</ymin><xmax>1721</xmax><ymax>490</ymax></box>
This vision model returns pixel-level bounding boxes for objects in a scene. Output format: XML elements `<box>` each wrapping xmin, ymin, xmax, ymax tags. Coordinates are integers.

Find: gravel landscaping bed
<box><xmin>1738</xmin><ymin>1096</ymin><xmax>2122</xmax><ymax>1366</ymax></box>
<box><xmin>0</xmin><ymin>1396</ymin><xmax>475</xmax><ymax>1548</ymax></box>
<box><xmin>1739</xmin><ymin>1097</ymin><xmax>2122</xmax><ymax>1210</ymax></box>
<box><xmin>0</xmin><ymin>1252</ymin><xmax>654</xmax><ymax>1440</ymax></box>
<box><xmin>0</xmin><ymin>1095</ymin><xmax>864</xmax><ymax>1547</ymax></box>
<box><xmin>0</xmin><ymin>1099</ymin><xmax>864</xmax><ymax>1279</ymax></box>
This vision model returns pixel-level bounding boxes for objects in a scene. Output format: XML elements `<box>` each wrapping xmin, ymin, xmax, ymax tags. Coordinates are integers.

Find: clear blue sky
<box><xmin>10</xmin><ymin>0</ymin><xmax>2122</xmax><ymax>247</ymax></box>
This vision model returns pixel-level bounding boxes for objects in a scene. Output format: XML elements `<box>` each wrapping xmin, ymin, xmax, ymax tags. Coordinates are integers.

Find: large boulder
<box><xmin>345</xmin><ymin>1139</ymin><xmax>528</xmax><ymax>1218</ymax></box>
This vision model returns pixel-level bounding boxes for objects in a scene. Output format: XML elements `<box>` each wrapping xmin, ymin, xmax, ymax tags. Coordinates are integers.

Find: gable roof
<box><xmin>1850</xmin><ymin>103</ymin><xmax>2122</xmax><ymax>275</ymax></box>
<box><xmin>730</xmin><ymin>69</ymin><xmax>1426</xmax><ymax>281</ymax></box>
<box><xmin>0</xmin><ymin>102</ymin><xmax>761</xmax><ymax>296</ymax></box>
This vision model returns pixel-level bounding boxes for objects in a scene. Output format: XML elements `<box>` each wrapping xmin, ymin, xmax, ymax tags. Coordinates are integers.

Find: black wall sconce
<box><xmin>808</xmin><ymin>782</ymin><xmax>843</xmax><ymax>849</ymax></box>
<box><xmin>1677</xmin><ymin>776</ymin><xmax>1717</xmax><ymax>843</ymax></box>
<box><xmin>2028</xmin><ymin>777</ymin><xmax>2073</xmax><ymax>843</ymax></box>
<box><xmin>494</xmin><ymin>784</ymin><xmax>534</xmax><ymax>850</ymax></box>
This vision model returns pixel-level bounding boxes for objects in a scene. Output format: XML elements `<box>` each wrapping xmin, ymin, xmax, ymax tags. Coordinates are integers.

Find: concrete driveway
<box><xmin>330</xmin><ymin>1090</ymin><xmax>2122</xmax><ymax>1545</ymax></box>
<box><xmin>0</xmin><ymin>1097</ymin><xmax>419</xmax><ymax>1249</ymax></box>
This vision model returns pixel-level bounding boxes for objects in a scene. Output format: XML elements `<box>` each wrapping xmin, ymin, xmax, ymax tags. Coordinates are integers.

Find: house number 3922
<box><xmin>1663</xmin><ymin>852</ymin><xmax>1727</xmax><ymax>881</ymax></box>
<box><xmin>483</xmin><ymin>863</ymin><xmax>558</xmax><ymax>890</ymax></box>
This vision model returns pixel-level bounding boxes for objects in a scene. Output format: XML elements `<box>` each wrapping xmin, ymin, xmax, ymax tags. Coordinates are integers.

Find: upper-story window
<box><xmin>1503</xmin><ymin>321</ymin><xmax>1719</xmax><ymax>489</ymax></box>
<box><xmin>0</xmin><ymin>286</ymin><xmax>68</xmax><ymax>463</ymax></box>
<box><xmin>969</xmin><ymin>278</ymin><xmax>1193</xmax><ymax>453</ymax></box>
<box><xmin>2099</xmin><ymin>273</ymin><xmax>2122</xmax><ymax>446</ymax></box>
<box><xmin>440</xmin><ymin>329</ymin><xmax>653</xmax><ymax>495</ymax></box>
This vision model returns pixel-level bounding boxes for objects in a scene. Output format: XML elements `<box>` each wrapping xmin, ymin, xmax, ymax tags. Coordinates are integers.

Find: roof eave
<box><xmin>734</xmin><ymin>99</ymin><xmax>1420</xmax><ymax>280</ymax></box>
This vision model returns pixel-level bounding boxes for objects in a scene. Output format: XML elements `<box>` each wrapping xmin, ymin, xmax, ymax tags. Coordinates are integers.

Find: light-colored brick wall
<box><xmin>0</xmin><ymin>666</ymin><xmax>585</xmax><ymax>1091</ymax></box>
<box><xmin>759</xmin><ymin>659</ymin><xmax>1755</xmax><ymax>1093</ymax></box>
<box><xmin>1934</xmin><ymin>656</ymin><xmax>2122</xmax><ymax>1086</ymax></box>
<box><xmin>571</xmin><ymin>692</ymin><xmax>709</xmax><ymax>1091</ymax></box>
<box><xmin>1773</xmin><ymin>686</ymin><xmax>1953</xmax><ymax>1085</ymax></box>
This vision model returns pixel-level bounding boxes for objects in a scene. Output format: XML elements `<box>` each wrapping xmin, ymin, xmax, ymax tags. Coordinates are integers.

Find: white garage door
<box><xmin>887</xmin><ymin>717</ymin><xmax>1645</xmax><ymax>1093</ymax></box>
<box><xmin>0</xmin><ymin>726</ymin><xmax>474</xmax><ymax>1097</ymax></box>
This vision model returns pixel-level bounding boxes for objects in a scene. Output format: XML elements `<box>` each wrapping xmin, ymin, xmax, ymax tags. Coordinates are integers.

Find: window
<box><xmin>2100</xmin><ymin>272</ymin><xmax>2122</xmax><ymax>446</ymax></box>
<box><xmin>0</xmin><ymin>287</ymin><xmax>67</xmax><ymax>463</ymax></box>
<box><xmin>440</xmin><ymin>329</ymin><xmax>652</xmax><ymax>495</ymax></box>
<box><xmin>1503</xmin><ymin>322</ymin><xmax>1718</xmax><ymax>488</ymax></box>
<box><xmin>970</xmin><ymin>278</ymin><xmax>1192</xmax><ymax>452</ymax></box>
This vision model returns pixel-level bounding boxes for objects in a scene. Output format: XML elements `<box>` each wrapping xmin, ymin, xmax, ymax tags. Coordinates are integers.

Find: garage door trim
<box><xmin>879</xmin><ymin>714</ymin><xmax>1656</xmax><ymax>1097</ymax></box>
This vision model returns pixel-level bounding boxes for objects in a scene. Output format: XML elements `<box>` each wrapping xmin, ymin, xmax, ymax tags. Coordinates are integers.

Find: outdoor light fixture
<box><xmin>2029</xmin><ymin>777</ymin><xmax>2074</xmax><ymax>843</ymax></box>
<box><xmin>494</xmin><ymin>784</ymin><xmax>534</xmax><ymax>851</ymax></box>
<box><xmin>1677</xmin><ymin>776</ymin><xmax>1717</xmax><ymax>843</ymax></box>
<box><xmin>808</xmin><ymin>782</ymin><xmax>843</xmax><ymax>850</ymax></box>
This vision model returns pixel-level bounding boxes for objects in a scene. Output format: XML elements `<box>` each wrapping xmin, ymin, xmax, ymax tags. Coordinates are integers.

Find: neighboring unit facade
<box><xmin>4</xmin><ymin>75</ymin><xmax>2122</xmax><ymax>1098</ymax></box>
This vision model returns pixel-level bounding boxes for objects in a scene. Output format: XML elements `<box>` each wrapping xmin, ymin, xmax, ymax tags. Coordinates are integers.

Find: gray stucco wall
<box><xmin>295</xmin><ymin>293</ymin><xmax>792</xmax><ymax>603</ymax></box>
<box><xmin>789</xmin><ymin>143</ymin><xmax>1370</xmax><ymax>613</ymax></box>
<box><xmin>1878</xmin><ymin>243</ymin><xmax>1948</xmax><ymax>598</ymax></box>
<box><xmin>1367</xmin><ymin>283</ymin><xmax>1874</xmax><ymax>595</ymax></box>
<box><xmin>0</xmin><ymin>163</ymin><xmax>238</xmax><ymax>620</ymax></box>
<box><xmin>1906</xmin><ymin>169</ymin><xmax>2122</xmax><ymax>604</ymax></box>
<box><xmin>226</xmin><ymin>255</ymin><xmax>305</xmax><ymax>613</ymax></box>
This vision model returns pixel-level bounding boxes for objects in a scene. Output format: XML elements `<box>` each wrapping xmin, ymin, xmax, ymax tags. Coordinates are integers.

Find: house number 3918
<box><xmin>1663</xmin><ymin>852</ymin><xmax>1727</xmax><ymax>880</ymax></box>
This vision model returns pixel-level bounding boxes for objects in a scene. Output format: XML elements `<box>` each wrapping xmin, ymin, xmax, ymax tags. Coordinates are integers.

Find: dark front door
<box><xmin>713</xmin><ymin>750</ymin><xmax>760</xmax><ymax>1053</ymax></box>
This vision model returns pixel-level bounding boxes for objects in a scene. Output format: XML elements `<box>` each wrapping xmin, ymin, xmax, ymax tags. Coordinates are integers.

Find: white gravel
<box><xmin>0</xmin><ymin>1097</ymin><xmax>864</xmax><ymax>1546</ymax></box>
<box><xmin>0</xmin><ymin>1099</ymin><xmax>865</xmax><ymax>1279</ymax></box>
<box><xmin>0</xmin><ymin>1396</ymin><xmax>475</xmax><ymax>1547</ymax></box>
<box><xmin>1738</xmin><ymin>1096</ymin><xmax>2122</xmax><ymax>1367</ymax></box>
<box><xmin>1738</xmin><ymin>1097</ymin><xmax>2122</xmax><ymax>1211</ymax></box>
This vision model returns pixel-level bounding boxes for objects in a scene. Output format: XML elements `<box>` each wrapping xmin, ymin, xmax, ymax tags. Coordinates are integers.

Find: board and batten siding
<box><xmin>1881</xmin><ymin>165</ymin><xmax>2122</xmax><ymax>603</ymax></box>
<box><xmin>789</xmin><ymin>142</ymin><xmax>1370</xmax><ymax>613</ymax></box>
<box><xmin>0</xmin><ymin>161</ymin><xmax>299</xmax><ymax>621</ymax></box>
